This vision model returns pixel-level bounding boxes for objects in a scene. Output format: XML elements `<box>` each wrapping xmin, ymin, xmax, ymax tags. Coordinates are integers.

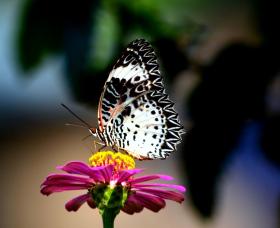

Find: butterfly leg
<box><xmin>98</xmin><ymin>145</ymin><xmax>107</xmax><ymax>151</ymax></box>
<box><xmin>94</xmin><ymin>141</ymin><xmax>106</xmax><ymax>151</ymax></box>
<box><xmin>91</xmin><ymin>140</ymin><xmax>106</xmax><ymax>152</ymax></box>
<box><xmin>112</xmin><ymin>144</ymin><xmax>120</xmax><ymax>152</ymax></box>
<box><xmin>93</xmin><ymin>140</ymin><xmax>98</xmax><ymax>152</ymax></box>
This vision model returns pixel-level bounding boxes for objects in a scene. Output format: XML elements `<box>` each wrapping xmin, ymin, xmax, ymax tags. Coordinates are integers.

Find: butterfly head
<box><xmin>89</xmin><ymin>127</ymin><xmax>98</xmax><ymax>137</ymax></box>
<box><xmin>89</xmin><ymin>127</ymin><xmax>105</xmax><ymax>143</ymax></box>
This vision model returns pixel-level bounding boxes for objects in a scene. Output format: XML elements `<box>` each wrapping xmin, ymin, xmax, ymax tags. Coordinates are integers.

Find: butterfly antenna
<box><xmin>65</xmin><ymin>123</ymin><xmax>88</xmax><ymax>129</ymax></box>
<box><xmin>82</xmin><ymin>134</ymin><xmax>92</xmax><ymax>141</ymax></box>
<box><xmin>61</xmin><ymin>103</ymin><xmax>92</xmax><ymax>128</ymax></box>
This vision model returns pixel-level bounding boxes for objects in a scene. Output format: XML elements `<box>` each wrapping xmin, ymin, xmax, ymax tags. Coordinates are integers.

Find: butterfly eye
<box><xmin>89</xmin><ymin>128</ymin><xmax>97</xmax><ymax>136</ymax></box>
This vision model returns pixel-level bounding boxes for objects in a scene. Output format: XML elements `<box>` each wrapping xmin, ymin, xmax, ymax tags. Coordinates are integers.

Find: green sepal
<box><xmin>91</xmin><ymin>183</ymin><xmax>128</xmax><ymax>216</ymax></box>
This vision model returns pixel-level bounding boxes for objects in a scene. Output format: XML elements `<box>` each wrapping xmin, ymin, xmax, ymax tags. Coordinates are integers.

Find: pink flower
<box><xmin>41</xmin><ymin>161</ymin><xmax>186</xmax><ymax>214</ymax></box>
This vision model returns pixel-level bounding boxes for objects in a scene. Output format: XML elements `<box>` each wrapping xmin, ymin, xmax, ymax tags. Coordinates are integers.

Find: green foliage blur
<box><xmin>18</xmin><ymin>0</ymin><xmax>200</xmax><ymax>103</ymax></box>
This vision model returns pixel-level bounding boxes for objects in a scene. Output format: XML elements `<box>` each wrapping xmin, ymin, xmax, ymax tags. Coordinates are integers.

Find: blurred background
<box><xmin>0</xmin><ymin>0</ymin><xmax>280</xmax><ymax>227</ymax></box>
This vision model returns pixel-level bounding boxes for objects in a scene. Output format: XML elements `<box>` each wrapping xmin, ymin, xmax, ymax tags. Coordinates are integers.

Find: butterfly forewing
<box><xmin>97</xmin><ymin>39</ymin><xmax>184</xmax><ymax>159</ymax></box>
<box><xmin>97</xmin><ymin>39</ymin><xmax>162</xmax><ymax>130</ymax></box>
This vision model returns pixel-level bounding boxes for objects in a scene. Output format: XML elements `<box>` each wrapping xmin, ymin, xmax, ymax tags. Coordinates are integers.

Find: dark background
<box><xmin>0</xmin><ymin>0</ymin><xmax>279</xmax><ymax>227</ymax></box>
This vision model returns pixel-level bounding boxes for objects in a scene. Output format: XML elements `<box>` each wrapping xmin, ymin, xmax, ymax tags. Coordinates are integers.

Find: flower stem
<box><xmin>102</xmin><ymin>208</ymin><xmax>118</xmax><ymax>228</ymax></box>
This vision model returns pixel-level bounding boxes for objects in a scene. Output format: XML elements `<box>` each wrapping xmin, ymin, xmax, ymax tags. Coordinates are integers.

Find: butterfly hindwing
<box><xmin>108</xmin><ymin>90</ymin><xmax>184</xmax><ymax>159</ymax></box>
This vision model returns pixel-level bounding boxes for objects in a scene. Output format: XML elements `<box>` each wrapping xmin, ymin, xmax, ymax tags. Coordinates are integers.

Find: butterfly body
<box><xmin>91</xmin><ymin>39</ymin><xmax>185</xmax><ymax>160</ymax></box>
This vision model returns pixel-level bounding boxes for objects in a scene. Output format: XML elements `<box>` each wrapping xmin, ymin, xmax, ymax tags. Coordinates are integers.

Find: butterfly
<box><xmin>88</xmin><ymin>39</ymin><xmax>185</xmax><ymax>160</ymax></box>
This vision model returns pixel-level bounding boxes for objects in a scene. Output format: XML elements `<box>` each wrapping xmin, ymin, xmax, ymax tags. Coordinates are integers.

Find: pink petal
<box><xmin>65</xmin><ymin>193</ymin><xmax>91</xmax><ymax>211</ymax></box>
<box><xmin>41</xmin><ymin>184</ymin><xmax>89</xmax><ymax>196</ymax></box>
<box><xmin>136</xmin><ymin>188</ymin><xmax>185</xmax><ymax>203</ymax></box>
<box><xmin>121</xmin><ymin>205</ymin><xmax>135</xmax><ymax>215</ymax></box>
<box><xmin>87</xmin><ymin>197</ymin><xmax>96</xmax><ymax>209</ymax></box>
<box><xmin>99</xmin><ymin>165</ymin><xmax>114</xmax><ymax>182</ymax></box>
<box><xmin>58</xmin><ymin>161</ymin><xmax>106</xmax><ymax>182</ymax></box>
<box><xmin>128</xmin><ymin>174</ymin><xmax>174</xmax><ymax>185</ymax></box>
<box><xmin>41</xmin><ymin>174</ymin><xmax>94</xmax><ymax>186</ymax></box>
<box><xmin>122</xmin><ymin>195</ymin><xmax>144</xmax><ymax>214</ymax></box>
<box><xmin>130</xmin><ymin>192</ymin><xmax>166</xmax><ymax>212</ymax></box>
<box><xmin>118</xmin><ymin>169</ymin><xmax>143</xmax><ymax>183</ymax></box>
<box><xmin>132</xmin><ymin>183</ymin><xmax>186</xmax><ymax>192</ymax></box>
<box><xmin>42</xmin><ymin>180</ymin><xmax>92</xmax><ymax>187</ymax></box>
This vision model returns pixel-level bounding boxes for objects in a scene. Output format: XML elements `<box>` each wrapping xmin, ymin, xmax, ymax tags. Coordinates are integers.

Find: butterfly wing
<box><xmin>108</xmin><ymin>91</ymin><xmax>184</xmax><ymax>159</ymax></box>
<box><xmin>98</xmin><ymin>39</ymin><xmax>184</xmax><ymax>159</ymax></box>
<box><xmin>97</xmin><ymin>39</ymin><xmax>162</xmax><ymax>131</ymax></box>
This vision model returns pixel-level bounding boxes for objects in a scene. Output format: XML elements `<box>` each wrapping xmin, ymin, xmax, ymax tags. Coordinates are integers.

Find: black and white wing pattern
<box><xmin>97</xmin><ymin>39</ymin><xmax>184</xmax><ymax>159</ymax></box>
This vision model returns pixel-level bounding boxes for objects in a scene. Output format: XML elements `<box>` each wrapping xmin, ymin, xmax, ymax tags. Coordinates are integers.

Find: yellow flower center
<box><xmin>89</xmin><ymin>151</ymin><xmax>135</xmax><ymax>170</ymax></box>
